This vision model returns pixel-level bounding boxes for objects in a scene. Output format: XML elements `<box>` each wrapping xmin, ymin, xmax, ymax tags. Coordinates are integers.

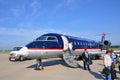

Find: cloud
<box><xmin>11</xmin><ymin>8</ymin><xmax>21</xmax><ymax>17</ymax></box>
<box><xmin>10</xmin><ymin>0</ymin><xmax>42</xmax><ymax>18</ymax></box>
<box><xmin>0</xmin><ymin>27</ymin><xmax>64</xmax><ymax>50</ymax></box>
<box><xmin>30</xmin><ymin>0</ymin><xmax>42</xmax><ymax>14</ymax></box>
<box><xmin>55</xmin><ymin>0</ymin><xmax>94</xmax><ymax>10</ymax></box>
<box><xmin>0</xmin><ymin>27</ymin><xmax>63</xmax><ymax>38</ymax></box>
<box><xmin>55</xmin><ymin>0</ymin><xmax>80</xmax><ymax>10</ymax></box>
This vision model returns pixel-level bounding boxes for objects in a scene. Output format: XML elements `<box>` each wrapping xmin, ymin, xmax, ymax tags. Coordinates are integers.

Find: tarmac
<box><xmin>0</xmin><ymin>54</ymin><xmax>120</xmax><ymax>80</ymax></box>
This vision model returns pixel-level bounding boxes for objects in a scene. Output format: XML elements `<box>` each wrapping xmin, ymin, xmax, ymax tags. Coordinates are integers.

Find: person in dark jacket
<box><xmin>116</xmin><ymin>54</ymin><xmax>120</xmax><ymax>72</ymax></box>
<box><xmin>82</xmin><ymin>49</ymin><xmax>91</xmax><ymax>71</ymax></box>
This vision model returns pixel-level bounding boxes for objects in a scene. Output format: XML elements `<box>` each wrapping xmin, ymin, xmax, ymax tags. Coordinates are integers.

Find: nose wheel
<box><xmin>34</xmin><ymin>59</ymin><xmax>44</xmax><ymax>70</ymax></box>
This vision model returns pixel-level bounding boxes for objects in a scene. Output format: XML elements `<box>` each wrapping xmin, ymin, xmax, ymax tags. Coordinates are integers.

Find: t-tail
<box><xmin>101</xmin><ymin>32</ymin><xmax>111</xmax><ymax>50</ymax></box>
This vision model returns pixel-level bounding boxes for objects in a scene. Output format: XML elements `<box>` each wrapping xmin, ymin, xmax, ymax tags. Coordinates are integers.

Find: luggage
<box><xmin>102</xmin><ymin>67</ymin><xmax>111</xmax><ymax>75</ymax></box>
<box><xmin>89</xmin><ymin>59</ymin><xmax>93</xmax><ymax>65</ymax></box>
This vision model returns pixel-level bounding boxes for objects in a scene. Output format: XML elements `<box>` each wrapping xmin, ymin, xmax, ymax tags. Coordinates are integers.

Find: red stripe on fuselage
<box><xmin>76</xmin><ymin>48</ymin><xmax>101</xmax><ymax>50</ymax></box>
<box><xmin>28</xmin><ymin>48</ymin><xmax>63</xmax><ymax>50</ymax></box>
<box><xmin>28</xmin><ymin>48</ymin><xmax>101</xmax><ymax>50</ymax></box>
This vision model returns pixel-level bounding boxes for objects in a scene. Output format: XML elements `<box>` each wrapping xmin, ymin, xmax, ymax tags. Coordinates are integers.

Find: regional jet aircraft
<box><xmin>9</xmin><ymin>32</ymin><xmax>111</xmax><ymax>69</ymax></box>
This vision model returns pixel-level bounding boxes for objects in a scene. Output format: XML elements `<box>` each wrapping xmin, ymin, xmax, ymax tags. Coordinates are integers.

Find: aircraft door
<box><xmin>61</xmin><ymin>35</ymin><xmax>69</xmax><ymax>51</ymax></box>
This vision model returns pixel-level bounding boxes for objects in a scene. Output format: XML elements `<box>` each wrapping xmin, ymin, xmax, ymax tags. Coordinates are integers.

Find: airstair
<box><xmin>63</xmin><ymin>51</ymin><xmax>79</xmax><ymax>68</ymax></box>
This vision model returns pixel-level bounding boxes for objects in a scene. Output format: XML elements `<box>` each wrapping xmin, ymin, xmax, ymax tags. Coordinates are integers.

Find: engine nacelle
<box><xmin>102</xmin><ymin>40</ymin><xmax>111</xmax><ymax>50</ymax></box>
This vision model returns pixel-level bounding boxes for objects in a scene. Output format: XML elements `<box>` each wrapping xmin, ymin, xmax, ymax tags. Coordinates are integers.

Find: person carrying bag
<box><xmin>82</xmin><ymin>49</ymin><xmax>91</xmax><ymax>71</ymax></box>
<box><xmin>103</xmin><ymin>50</ymin><xmax>112</xmax><ymax>80</ymax></box>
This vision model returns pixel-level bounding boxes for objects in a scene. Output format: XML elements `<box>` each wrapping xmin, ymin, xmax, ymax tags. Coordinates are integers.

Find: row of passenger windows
<box><xmin>71</xmin><ymin>41</ymin><xmax>100</xmax><ymax>47</ymax></box>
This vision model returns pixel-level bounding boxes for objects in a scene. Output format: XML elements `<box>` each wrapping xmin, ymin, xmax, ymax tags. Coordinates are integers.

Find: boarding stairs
<box><xmin>63</xmin><ymin>51</ymin><xmax>79</xmax><ymax>68</ymax></box>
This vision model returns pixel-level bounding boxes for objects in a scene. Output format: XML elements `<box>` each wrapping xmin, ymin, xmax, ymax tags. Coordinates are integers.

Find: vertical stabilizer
<box><xmin>101</xmin><ymin>32</ymin><xmax>111</xmax><ymax>50</ymax></box>
<box><xmin>101</xmin><ymin>32</ymin><xmax>106</xmax><ymax>43</ymax></box>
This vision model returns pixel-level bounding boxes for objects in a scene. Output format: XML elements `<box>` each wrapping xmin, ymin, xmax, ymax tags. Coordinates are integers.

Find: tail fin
<box><xmin>101</xmin><ymin>32</ymin><xmax>106</xmax><ymax>43</ymax></box>
<box><xmin>101</xmin><ymin>32</ymin><xmax>111</xmax><ymax>50</ymax></box>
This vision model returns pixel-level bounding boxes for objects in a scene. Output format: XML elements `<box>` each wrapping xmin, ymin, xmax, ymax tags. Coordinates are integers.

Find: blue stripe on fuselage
<box><xmin>26</xmin><ymin>33</ymin><xmax>102</xmax><ymax>49</ymax></box>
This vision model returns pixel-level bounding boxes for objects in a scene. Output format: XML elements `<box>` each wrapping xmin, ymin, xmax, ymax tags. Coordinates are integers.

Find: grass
<box><xmin>109</xmin><ymin>47</ymin><xmax>120</xmax><ymax>50</ymax></box>
<box><xmin>110</xmin><ymin>46</ymin><xmax>120</xmax><ymax>50</ymax></box>
<box><xmin>0</xmin><ymin>50</ymin><xmax>11</xmax><ymax>54</ymax></box>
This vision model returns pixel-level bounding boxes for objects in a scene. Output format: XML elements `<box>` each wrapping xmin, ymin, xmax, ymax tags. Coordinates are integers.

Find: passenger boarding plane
<box><xmin>9</xmin><ymin>32</ymin><xmax>111</xmax><ymax>69</ymax></box>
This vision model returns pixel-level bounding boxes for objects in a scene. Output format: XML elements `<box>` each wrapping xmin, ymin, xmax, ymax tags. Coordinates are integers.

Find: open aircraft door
<box><xmin>61</xmin><ymin>35</ymin><xmax>69</xmax><ymax>51</ymax></box>
<box><xmin>61</xmin><ymin>35</ymin><xmax>79</xmax><ymax>68</ymax></box>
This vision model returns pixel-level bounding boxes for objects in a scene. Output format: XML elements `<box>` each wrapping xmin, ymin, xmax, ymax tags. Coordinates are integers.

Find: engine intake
<box><xmin>104</xmin><ymin>40</ymin><xmax>111</xmax><ymax>46</ymax></box>
<box><xmin>102</xmin><ymin>40</ymin><xmax>111</xmax><ymax>50</ymax></box>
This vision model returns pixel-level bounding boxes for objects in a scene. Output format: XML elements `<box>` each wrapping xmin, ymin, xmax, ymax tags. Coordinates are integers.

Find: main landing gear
<box><xmin>34</xmin><ymin>58</ymin><xmax>44</xmax><ymax>70</ymax></box>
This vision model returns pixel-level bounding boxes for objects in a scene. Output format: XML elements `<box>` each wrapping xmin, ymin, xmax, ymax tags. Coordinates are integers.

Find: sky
<box><xmin>0</xmin><ymin>0</ymin><xmax>120</xmax><ymax>50</ymax></box>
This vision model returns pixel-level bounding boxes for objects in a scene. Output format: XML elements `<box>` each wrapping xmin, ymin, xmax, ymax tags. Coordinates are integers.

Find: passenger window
<box><xmin>81</xmin><ymin>42</ymin><xmax>82</xmax><ymax>45</ymax></box>
<box><xmin>74</xmin><ymin>41</ymin><xmax>76</xmax><ymax>45</ymax></box>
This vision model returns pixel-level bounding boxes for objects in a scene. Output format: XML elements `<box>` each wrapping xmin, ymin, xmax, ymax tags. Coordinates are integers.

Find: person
<box><xmin>68</xmin><ymin>42</ymin><xmax>74</xmax><ymax>55</ymax></box>
<box><xmin>103</xmin><ymin>50</ymin><xmax>112</xmax><ymax>80</ymax></box>
<box><xmin>110</xmin><ymin>49</ymin><xmax>116</xmax><ymax>63</ymax></box>
<box><xmin>116</xmin><ymin>54</ymin><xmax>120</xmax><ymax>72</ymax></box>
<box><xmin>110</xmin><ymin>49</ymin><xmax>118</xmax><ymax>79</ymax></box>
<box><xmin>82</xmin><ymin>49</ymin><xmax>91</xmax><ymax>71</ymax></box>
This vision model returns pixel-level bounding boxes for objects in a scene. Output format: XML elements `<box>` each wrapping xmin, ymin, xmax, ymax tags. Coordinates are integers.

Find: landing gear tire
<box><xmin>95</xmin><ymin>55</ymin><xmax>100</xmax><ymax>59</ymax></box>
<box><xmin>34</xmin><ymin>59</ymin><xmax>44</xmax><ymax>70</ymax></box>
<box><xmin>34</xmin><ymin>64</ymin><xmax>40</xmax><ymax>70</ymax></box>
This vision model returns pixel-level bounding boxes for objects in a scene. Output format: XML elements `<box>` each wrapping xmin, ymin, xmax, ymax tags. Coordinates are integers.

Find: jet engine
<box><xmin>102</xmin><ymin>40</ymin><xmax>111</xmax><ymax>50</ymax></box>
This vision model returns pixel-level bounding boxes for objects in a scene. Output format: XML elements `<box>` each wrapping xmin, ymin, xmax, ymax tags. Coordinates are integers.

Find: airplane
<box><xmin>9</xmin><ymin>32</ymin><xmax>111</xmax><ymax>69</ymax></box>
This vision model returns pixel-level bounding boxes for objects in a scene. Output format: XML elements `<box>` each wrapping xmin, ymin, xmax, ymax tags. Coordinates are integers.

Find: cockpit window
<box><xmin>36</xmin><ymin>36</ymin><xmax>58</xmax><ymax>41</ymax></box>
<box><xmin>36</xmin><ymin>36</ymin><xmax>47</xmax><ymax>41</ymax></box>
<box><xmin>13</xmin><ymin>47</ymin><xmax>22</xmax><ymax>51</ymax></box>
<box><xmin>47</xmin><ymin>36</ymin><xmax>57</xmax><ymax>41</ymax></box>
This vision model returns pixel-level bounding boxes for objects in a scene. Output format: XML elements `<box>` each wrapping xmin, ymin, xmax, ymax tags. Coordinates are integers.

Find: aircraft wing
<box><xmin>114</xmin><ymin>50</ymin><xmax>120</xmax><ymax>56</ymax></box>
<box><xmin>87</xmin><ymin>50</ymin><xmax>106</xmax><ymax>59</ymax></box>
<box><xmin>88</xmin><ymin>50</ymin><xmax>106</xmax><ymax>55</ymax></box>
<box><xmin>114</xmin><ymin>50</ymin><xmax>120</xmax><ymax>53</ymax></box>
<box><xmin>88</xmin><ymin>50</ymin><xmax>120</xmax><ymax>55</ymax></box>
